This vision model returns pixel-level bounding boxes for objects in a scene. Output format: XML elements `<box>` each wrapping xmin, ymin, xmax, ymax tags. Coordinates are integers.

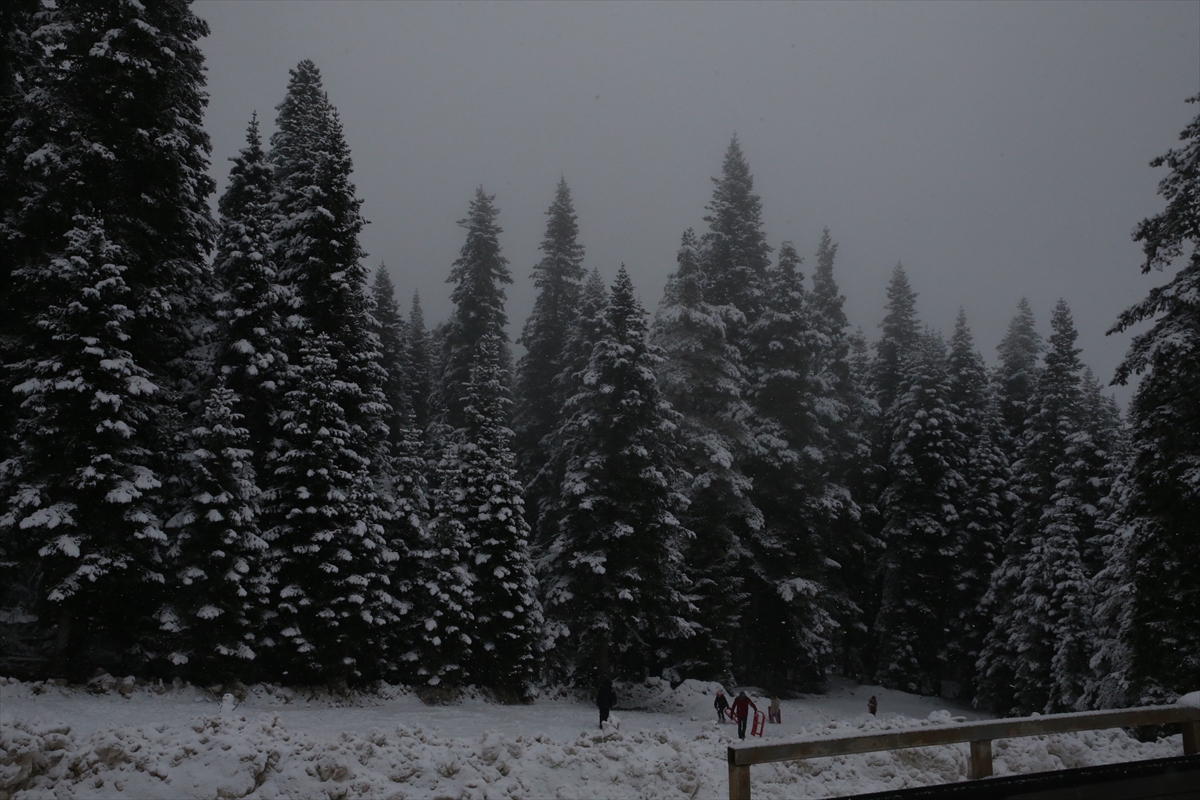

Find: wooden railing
<box><xmin>726</xmin><ymin>703</ymin><xmax>1200</xmax><ymax>800</ymax></box>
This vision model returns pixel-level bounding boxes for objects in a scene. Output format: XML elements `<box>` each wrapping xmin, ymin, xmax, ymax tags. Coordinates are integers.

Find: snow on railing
<box><xmin>726</xmin><ymin>700</ymin><xmax>1200</xmax><ymax>800</ymax></box>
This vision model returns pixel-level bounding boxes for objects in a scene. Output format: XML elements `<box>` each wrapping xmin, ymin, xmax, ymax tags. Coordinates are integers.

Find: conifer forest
<box><xmin>1</xmin><ymin>1</ymin><xmax>1198</xmax><ymax>716</ymax></box>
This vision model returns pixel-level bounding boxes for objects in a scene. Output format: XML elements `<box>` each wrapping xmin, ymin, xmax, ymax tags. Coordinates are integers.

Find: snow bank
<box><xmin>0</xmin><ymin>678</ymin><xmax>1186</xmax><ymax>799</ymax></box>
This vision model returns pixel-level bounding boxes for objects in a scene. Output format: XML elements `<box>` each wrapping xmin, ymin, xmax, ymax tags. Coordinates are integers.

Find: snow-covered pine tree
<box><xmin>700</xmin><ymin>136</ymin><xmax>773</xmax><ymax>340</ymax></box>
<box><xmin>944</xmin><ymin>310</ymin><xmax>1009</xmax><ymax>700</ymax></box>
<box><xmin>872</xmin><ymin>264</ymin><xmax>922</xmax><ymax>418</ymax></box>
<box><xmin>264</xmin><ymin>334</ymin><xmax>400</xmax><ymax>685</ymax></box>
<box><xmin>158</xmin><ymin>381</ymin><xmax>267</xmax><ymax>682</ymax></box>
<box><xmin>440</xmin><ymin>188</ymin><xmax>513</xmax><ymax>432</ymax></box>
<box><xmin>1107</xmin><ymin>95</ymin><xmax>1200</xmax><ymax>704</ymax></box>
<box><xmin>212</xmin><ymin>113</ymin><xmax>291</xmax><ymax>460</ymax></box>
<box><xmin>264</xmin><ymin>61</ymin><xmax>396</xmax><ymax>683</ymax></box>
<box><xmin>741</xmin><ymin>240</ymin><xmax>837</xmax><ymax>689</ymax></box>
<box><xmin>532</xmin><ymin>269</ymin><xmax>609</xmax><ymax>564</ymax></box>
<box><xmin>0</xmin><ymin>0</ymin><xmax>41</xmax><ymax>476</ymax></box>
<box><xmin>440</xmin><ymin>333</ymin><xmax>541</xmax><ymax>699</ymax></box>
<box><xmin>0</xmin><ymin>0</ymin><xmax>215</xmax><ymax>677</ymax></box>
<box><xmin>976</xmin><ymin>300</ymin><xmax>1103</xmax><ymax>714</ymax></box>
<box><xmin>407</xmin><ymin>291</ymin><xmax>435</xmax><ymax>433</ymax></box>
<box><xmin>873</xmin><ymin>330</ymin><xmax>966</xmax><ymax>694</ymax></box>
<box><xmin>514</xmin><ymin>178</ymin><xmax>586</xmax><ymax>490</ymax></box>
<box><xmin>994</xmin><ymin>298</ymin><xmax>1043</xmax><ymax>448</ymax></box>
<box><xmin>540</xmin><ymin>267</ymin><xmax>696</xmax><ymax>683</ymax></box>
<box><xmin>651</xmin><ymin>229</ymin><xmax>757</xmax><ymax>682</ymax></box>
<box><xmin>268</xmin><ymin>60</ymin><xmax>388</xmax><ymax>454</ymax></box>
<box><xmin>369</xmin><ymin>266</ymin><xmax>428</xmax><ymax>681</ymax></box>
<box><xmin>809</xmin><ymin>229</ymin><xmax>878</xmax><ymax>679</ymax></box>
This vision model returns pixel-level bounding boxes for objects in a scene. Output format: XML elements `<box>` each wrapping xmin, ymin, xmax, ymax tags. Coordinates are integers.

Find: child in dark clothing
<box><xmin>714</xmin><ymin>689</ymin><xmax>730</xmax><ymax>722</ymax></box>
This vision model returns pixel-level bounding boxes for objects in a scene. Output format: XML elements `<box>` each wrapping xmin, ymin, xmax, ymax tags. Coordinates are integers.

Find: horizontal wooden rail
<box><xmin>727</xmin><ymin>703</ymin><xmax>1200</xmax><ymax>800</ymax></box>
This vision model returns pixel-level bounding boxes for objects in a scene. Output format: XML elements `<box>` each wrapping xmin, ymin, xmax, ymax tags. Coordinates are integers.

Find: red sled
<box><xmin>750</xmin><ymin>710</ymin><xmax>766</xmax><ymax>737</ymax></box>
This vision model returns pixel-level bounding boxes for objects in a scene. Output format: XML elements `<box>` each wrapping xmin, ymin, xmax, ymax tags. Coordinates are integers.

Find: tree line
<box><xmin>1</xmin><ymin>2</ymin><xmax>1196</xmax><ymax>712</ymax></box>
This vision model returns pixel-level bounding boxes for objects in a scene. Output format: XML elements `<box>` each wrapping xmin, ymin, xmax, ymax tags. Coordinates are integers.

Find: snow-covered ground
<box><xmin>1</xmin><ymin>675</ymin><xmax>1187</xmax><ymax>799</ymax></box>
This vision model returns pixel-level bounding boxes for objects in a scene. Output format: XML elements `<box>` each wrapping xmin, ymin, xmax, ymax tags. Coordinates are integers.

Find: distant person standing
<box><xmin>768</xmin><ymin>696</ymin><xmax>781</xmax><ymax>724</ymax></box>
<box><xmin>597</xmin><ymin>678</ymin><xmax>617</xmax><ymax>728</ymax></box>
<box><xmin>868</xmin><ymin>695</ymin><xmax>877</xmax><ymax>716</ymax></box>
<box><xmin>730</xmin><ymin>691</ymin><xmax>758</xmax><ymax>740</ymax></box>
<box><xmin>714</xmin><ymin>689</ymin><xmax>730</xmax><ymax>722</ymax></box>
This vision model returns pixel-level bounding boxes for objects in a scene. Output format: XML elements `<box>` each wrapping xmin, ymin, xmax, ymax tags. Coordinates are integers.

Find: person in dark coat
<box><xmin>714</xmin><ymin>689</ymin><xmax>730</xmax><ymax>722</ymax></box>
<box><xmin>730</xmin><ymin>691</ymin><xmax>758</xmax><ymax>740</ymax></box>
<box><xmin>868</xmin><ymin>695</ymin><xmax>878</xmax><ymax>716</ymax></box>
<box><xmin>596</xmin><ymin>678</ymin><xmax>616</xmax><ymax>727</ymax></box>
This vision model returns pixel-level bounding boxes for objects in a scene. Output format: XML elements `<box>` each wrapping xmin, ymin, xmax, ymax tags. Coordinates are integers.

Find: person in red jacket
<box><xmin>730</xmin><ymin>691</ymin><xmax>758</xmax><ymax>740</ymax></box>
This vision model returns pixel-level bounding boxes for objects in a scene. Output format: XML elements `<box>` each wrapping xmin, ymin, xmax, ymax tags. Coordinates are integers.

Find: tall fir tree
<box><xmin>211</xmin><ymin>113</ymin><xmax>290</xmax><ymax>459</ymax></box>
<box><xmin>976</xmin><ymin>300</ymin><xmax>1103</xmax><ymax>714</ymax></box>
<box><xmin>437</xmin><ymin>334</ymin><xmax>541</xmax><ymax>698</ymax></box>
<box><xmin>652</xmin><ymin>229</ymin><xmax>757</xmax><ymax>681</ymax></box>
<box><xmin>264</xmin><ymin>334</ymin><xmax>401</xmax><ymax>685</ymax></box>
<box><xmin>872</xmin><ymin>264</ymin><xmax>922</xmax><ymax>418</ymax></box>
<box><xmin>514</xmin><ymin>178</ymin><xmax>586</xmax><ymax>489</ymax></box>
<box><xmin>369</xmin><ymin>266</ymin><xmax>427</xmax><ymax>680</ymax></box>
<box><xmin>873</xmin><ymin>330</ymin><xmax>966</xmax><ymax>694</ymax></box>
<box><xmin>532</xmin><ymin>269</ymin><xmax>609</xmax><ymax>560</ymax></box>
<box><xmin>944</xmin><ymin>310</ymin><xmax>1009</xmax><ymax>700</ymax></box>
<box><xmin>157</xmin><ymin>381</ymin><xmax>268</xmax><ymax>682</ymax></box>
<box><xmin>440</xmin><ymin>188</ymin><xmax>512</xmax><ymax>432</ymax></box>
<box><xmin>994</xmin><ymin>298</ymin><xmax>1043</xmax><ymax>450</ymax></box>
<box><xmin>809</xmin><ymin>229</ymin><xmax>877</xmax><ymax>678</ymax></box>
<box><xmin>540</xmin><ymin>267</ymin><xmax>695</xmax><ymax>683</ymax></box>
<box><xmin>0</xmin><ymin>0</ymin><xmax>215</xmax><ymax>676</ymax></box>
<box><xmin>741</xmin><ymin>240</ymin><xmax>837</xmax><ymax>688</ymax></box>
<box><xmin>407</xmin><ymin>291</ymin><xmax>435</xmax><ymax>433</ymax></box>
<box><xmin>700</xmin><ymin>136</ymin><xmax>772</xmax><ymax>339</ymax></box>
<box><xmin>263</xmin><ymin>60</ymin><xmax>395</xmax><ymax>683</ymax></box>
<box><xmin>1107</xmin><ymin>94</ymin><xmax>1200</xmax><ymax>704</ymax></box>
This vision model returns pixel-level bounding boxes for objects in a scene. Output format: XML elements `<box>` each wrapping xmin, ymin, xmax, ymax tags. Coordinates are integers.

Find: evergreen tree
<box><xmin>540</xmin><ymin>267</ymin><xmax>695</xmax><ymax>682</ymax></box>
<box><xmin>944</xmin><ymin>310</ymin><xmax>1009</xmax><ymax>699</ymax></box>
<box><xmin>158</xmin><ymin>382</ymin><xmax>267</xmax><ymax>682</ymax></box>
<box><xmin>873</xmin><ymin>330</ymin><xmax>965</xmax><ymax>694</ymax></box>
<box><xmin>514</xmin><ymin>178</ymin><xmax>586</xmax><ymax>487</ymax></box>
<box><xmin>976</xmin><ymin>300</ymin><xmax>1103</xmax><ymax>714</ymax></box>
<box><xmin>532</xmin><ymin>269</ymin><xmax>609</xmax><ymax>558</ymax></box>
<box><xmin>369</xmin><ymin>266</ymin><xmax>428</xmax><ymax>680</ymax></box>
<box><xmin>407</xmin><ymin>291</ymin><xmax>435</xmax><ymax>433</ymax></box>
<box><xmin>440</xmin><ymin>188</ymin><xmax>512</xmax><ymax>432</ymax></box>
<box><xmin>1107</xmin><ymin>94</ymin><xmax>1200</xmax><ymax>703</ymax></box>
<box><xmin>994</xmin><ymin>298</ymin><xmax>1043</xmax><ymax>449</ymax></box>
<box><xmin>264</xmin><ymin>334</ymin><xmax>400</xmax><ymax>685</ymax></box>
<box><xmin>0</xmin><ymin>0</ymin><xmax>215</xmax><ymax>676</ymax></box>
<box><xmin>652</xmin><ymin>229</ymin><xmax>756</xmax><ymax>681</ymax></box>
<box><xmin>742</xmin><ymin>240</ymin><xmax>836</xmax><ymax>688</ymax></box>
<box><xmin>700</xmin><ymin>136</ymin><xmax>772</xmax><ymax>337</ymax></box>
<box><xmin>809</xmin><ymin>229</ymin><xmax>877</xmax><ymax>678</ymax></box>
<box><xmin>264</xmin><ymin>60</ymin><xmax>395</xmax><ymax>683</ymax></box>
<box><xmin>438</xmin><ymin>334</ymin><xmax>541</xmax><ymax>698</ymax></box>
<box><xmin>872</xmin><ymin>264</ymin><xmax>921</xmax><ymax>417</ymax></box>
<box><xmin>212</xmin><ymin>113</ymin><xmax>290</xmax><ymax>457</ymax></box>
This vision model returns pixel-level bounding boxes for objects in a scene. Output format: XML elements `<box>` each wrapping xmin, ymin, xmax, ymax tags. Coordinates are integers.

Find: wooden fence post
<box><xmin>1183</xmin><ymin>720</ymin><xmax>1199</xmax><ymax>756</ymax></box>
<box><xmin>968</xmin><ymin>739</ymin><xmax>993</xmax><ymax>779</ymax></box>
<box><xmin>728</xmin><ymin>748</ymin><xmax>751</xmax><ymax>800</ymax></box>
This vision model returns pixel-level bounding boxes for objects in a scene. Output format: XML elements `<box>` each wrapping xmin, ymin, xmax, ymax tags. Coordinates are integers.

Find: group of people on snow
<box><xmin>597</xmin><ymin>681</ymin><xmax>880</xmax><ymax>740</ymax></box>
<box><xmin>714</xmin><ymin>688</ymin><xmax>780</xmax><ymax>740</ymax></box>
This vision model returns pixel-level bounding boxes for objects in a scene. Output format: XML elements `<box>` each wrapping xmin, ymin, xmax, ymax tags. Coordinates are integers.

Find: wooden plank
<box><xmin>729</xmin><ymin>705</ymin><xmax>1200</xmax><ymax>766</ymax></box>
<box><xmin>1183</xmin><ymin>720</ymin><xmax>1199</xmax><ymax>755</ymax></box>
<box><xmin>728</xmin><ymin>762</ymin><xmax>750</xmax><ymax>800</ymax></box>
<box><xmin>967</xmin><ymin>739</ymin><xmax>992</xmax><ymax>780</ymax></box>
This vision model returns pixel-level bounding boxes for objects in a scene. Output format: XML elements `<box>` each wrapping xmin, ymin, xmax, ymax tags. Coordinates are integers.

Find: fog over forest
<box><xmin>196</xmin><ymin>0</ymin><xmax>1200</xmax><ymax>404</ymax></box>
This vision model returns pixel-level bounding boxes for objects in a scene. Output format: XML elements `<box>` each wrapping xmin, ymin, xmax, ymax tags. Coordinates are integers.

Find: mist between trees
<box><xmin>1</xmin><ymin>2</ymin><xmax>1197</xmax><ymax>714</ymax></box>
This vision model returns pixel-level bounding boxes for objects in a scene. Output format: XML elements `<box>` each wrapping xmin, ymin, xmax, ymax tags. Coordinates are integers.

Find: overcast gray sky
<box><xmin>194</xmin><ymin>0</ymin><xmax>1199</xmax><ymax>404</ymax></box>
